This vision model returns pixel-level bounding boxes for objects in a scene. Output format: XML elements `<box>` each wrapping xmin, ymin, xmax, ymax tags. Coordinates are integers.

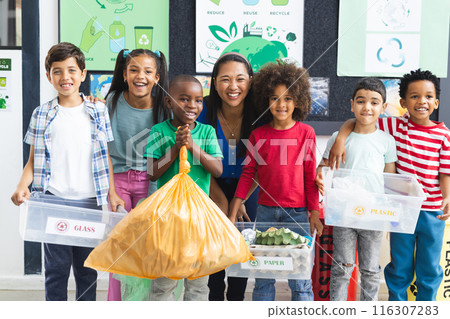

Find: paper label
<box><xmin>45</xmin><ymin>217</ymin><xmax>106</xmax><ymax>239</ymax></box>
<box><xmin>241</xmin><ymin>256</ymin><xmax>293</xmax><ymax>271</ymax></box>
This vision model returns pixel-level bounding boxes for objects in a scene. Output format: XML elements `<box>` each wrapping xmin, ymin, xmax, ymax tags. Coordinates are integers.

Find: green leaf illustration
<box><xmin>250</xmin><ymin>21</ymin><xmax>256</xmax><ymax>28</ymax></box>
<box><xmin>229</xmin><ymin>21</ymin><xmax>237</xmax><ymax>38</ymax></box>
<box><xmin>209</xmin><ymin>25</ymin><xmax>230</xmax><ymax>42</ymax></box>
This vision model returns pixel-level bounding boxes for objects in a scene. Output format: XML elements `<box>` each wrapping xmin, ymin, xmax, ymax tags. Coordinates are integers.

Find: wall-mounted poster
<box><xmin>90</xmin><ymin>74</ymin><xmax>114</xmax><ymax>100</ymax></box>
<box><xmin>194</xmin><ymin>75</ymin><xmax>212</xmax><ymax>97</ymax></box>
<box><xmin>338</xmin><ymin>0</ymin><xmax>450</xmax><ymax>77</ymax></box>
<box><xmin>0</xmin><ymin>57</ymin><xmax>12</xmax><ymax>111</ymax></box>
<box><xmin>310</xmin><ymin>77</ymin><xmax>329</xmax><ymax>117</ymax></box>
<box><xmin>59</xmin><ymin>0</ymin><xmax>169</xmax><ymax>71</ymax></box>
<box><xmin>382</xmin><ymin>78</ymin><xmax>406</xmax><ymax>117</ymax></box>
<box><xmin>196</xmin><ymin>0</ymin><xmax>304</xmax><ymax>73</ymax></box>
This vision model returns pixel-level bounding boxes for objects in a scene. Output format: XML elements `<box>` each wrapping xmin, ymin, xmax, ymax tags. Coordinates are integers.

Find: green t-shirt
<box><xmin>144</xmin><ymin>120</ymin><xmax>223</xmax><ymax>195</ymax></box>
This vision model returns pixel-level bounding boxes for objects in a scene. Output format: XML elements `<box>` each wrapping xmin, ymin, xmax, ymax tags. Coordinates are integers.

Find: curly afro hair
<box><xmin>252</xmin><ymin>61</ymin><xmax>311</xmax><ymax>123</ymax></box>
<box><xmin>399</xmin><ymin>69</ymin><xmax>440</xmax><ymax>99</ymax></box>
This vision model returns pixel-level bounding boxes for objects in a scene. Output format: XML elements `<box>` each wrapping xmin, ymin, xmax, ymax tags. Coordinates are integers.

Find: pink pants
<box><xmin>107</xmin><ymin>170</ymin><xmax>150</xmax><ymax>301</ymax></box>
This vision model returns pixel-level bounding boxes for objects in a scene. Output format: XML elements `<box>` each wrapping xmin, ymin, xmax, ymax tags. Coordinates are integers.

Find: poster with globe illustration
<box><xmin>337</xmin><ymin>0</ymin><xmax>449</xmax><ymax>77</ymax></box>
<box><xmin>59</xmin><ymin>0</ymin><xmax>169</xmax><ymax>71</ymax></box>
<box><xmin>196</xmin><ymin>0</ymin><xmax>304</xmax><ymax>73</ymax></box>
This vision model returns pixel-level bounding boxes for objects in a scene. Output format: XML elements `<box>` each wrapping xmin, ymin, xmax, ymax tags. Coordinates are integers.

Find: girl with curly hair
<box><xmin>229</xmin><ymin>61</ymin><xmax>323</xmax><ymax>301</ymax></box>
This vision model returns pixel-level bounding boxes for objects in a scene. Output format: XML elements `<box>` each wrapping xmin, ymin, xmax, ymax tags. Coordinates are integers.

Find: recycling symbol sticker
<box><xmin>139</xmin><ymin>34</ymin><xmax>150</xmax><ymax>46</ymax></box>
<box><xmin>377</xmin><ymin>37</ymin><xmax>405</xmax><ymax>68</ymax></box>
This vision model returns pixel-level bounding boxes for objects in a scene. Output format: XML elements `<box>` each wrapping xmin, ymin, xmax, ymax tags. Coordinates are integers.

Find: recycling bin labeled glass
<box><xmin>19</xmin><ymin>192</ymin><xmax>126</xmax><ymax>247</ymax></box>
<box><xmin>227</xmin><ymin>222</ymin><xmax>315</xmax><ymax>280</ymax></box>
<box><xmin>322</xmin><ymin>167</ymin><xmax>426</xmax><ymax>234</ymax></box>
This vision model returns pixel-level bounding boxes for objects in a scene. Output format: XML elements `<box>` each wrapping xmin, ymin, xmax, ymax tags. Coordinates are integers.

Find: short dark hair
<box><xmin>253</xmin><ymin>61</ymin><xmax>311</xmax><ymax>122</ymax></box>
<box><xmin>352</xmin><ymin>78</ymin><xmax>386</xmax><ymax>103</ymax></box>
<box><xmin>169</xmin><ymin>74</ymin><xmax>202</xmax><ymax>93</ymax></box>
<box><xmin>399</xmin><ymin>69</ymin><xmax>440</xmax><ymax>99</ymax></box>
<box><xmin>45</xmin><ymin>42</ymin><xmax>85</xmax><ymax>73</ymax></box>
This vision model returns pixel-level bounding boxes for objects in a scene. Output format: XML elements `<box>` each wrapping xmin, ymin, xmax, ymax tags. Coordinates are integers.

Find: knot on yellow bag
<box><xmin>179</xmin><ymin>145</ymin><xmax>190</xmax><ymax>174</ymax></box>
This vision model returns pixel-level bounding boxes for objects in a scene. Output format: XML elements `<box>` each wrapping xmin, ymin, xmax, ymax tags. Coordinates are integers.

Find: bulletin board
<box><xmin>79</xmin><ymin>1</ymin><xmax>446</xmax><ymax>134</ymax></box>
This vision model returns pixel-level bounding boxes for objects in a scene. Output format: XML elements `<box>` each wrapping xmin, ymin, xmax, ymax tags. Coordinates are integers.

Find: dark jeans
<box><xmin>43</xmin><ymin>193</ymin><xmax>99</xmax><ymax>301</ymax></box>
<box><xmin>44</xmin><ymin>243</ymin><xmax>97</xmax><ymax>301</ymax></box>
<box><xmin>207</xmin><ymin>177</ymin><xmax>257</xmax><ymax>301</ymax></box>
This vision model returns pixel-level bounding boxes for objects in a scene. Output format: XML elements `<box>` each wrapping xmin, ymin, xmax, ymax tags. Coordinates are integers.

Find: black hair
<box><xmin>253</xmin><ymin>60</ymin><xmax>311</xmax><ymax>123</ymax></box>
<box><xmin>352</xmin><ymin>78</ymin><xmax>386</xmax><ymax>103</ymax></box>
<box><xmin>45</xmin><ymin>42</ymin><xmax>85</xmax><ymax>73</ymax></box>
<box><xmin>106</xmin><ymin>49</ymin><xmax>171</xmax><ymax>124</ymax></box>
<box><xmin>169</xmin><ymin>74</ymin><xmax>202</xmax><ymax>92</ymax></box>
<box><xmin>399</xmin><ymin>69</ymin><xmax>440</xmax><ymax>99</ymax></box>
<box><xmin>206</xmin><ymin>53</ymin><xmax>257</xmax><ymax>157</ymax></box>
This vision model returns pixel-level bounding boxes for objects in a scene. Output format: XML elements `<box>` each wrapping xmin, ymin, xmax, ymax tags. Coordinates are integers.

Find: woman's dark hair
<box><xmin>206</xmin><ymin>53</ymin><xmax>257</xmax><ymax>157</ymax></box>
<box><xmin>106</xmin><ymin>49</ymin><xmax>170</xmax><ymax>123</ymax></box>
<box><xmin>253</xmin><ymin>61</ymin><xmax>311</xmax><ymax>123</ymax></box>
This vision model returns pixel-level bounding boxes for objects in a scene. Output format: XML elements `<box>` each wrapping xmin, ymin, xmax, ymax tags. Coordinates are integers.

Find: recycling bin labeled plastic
<box><xmin>323</xmin><ymin>167</ymin><xmax>426</xmax><ymax>234</ymax></box>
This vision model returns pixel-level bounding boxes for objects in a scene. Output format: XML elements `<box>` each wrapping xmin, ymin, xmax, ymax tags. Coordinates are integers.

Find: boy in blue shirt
<box><xmin>145</xmin><ymin>75</ymin><xmax>223</xmax><ymax>300</ymax></box>
<box><xmin>11</xmin><ymin>42</ymin><xmax>124</xmax><ymax>300</ymax></box>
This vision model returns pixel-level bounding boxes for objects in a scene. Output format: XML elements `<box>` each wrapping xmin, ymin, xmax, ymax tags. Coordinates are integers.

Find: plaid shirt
<box><xmin>24</xmin><ymin>95</ymin><xmax>114</xmax><ymax>205</ymax></box>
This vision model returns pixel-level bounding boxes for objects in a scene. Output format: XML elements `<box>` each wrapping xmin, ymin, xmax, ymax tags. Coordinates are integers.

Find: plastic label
<box><xmin>241</xmin><ymin>256</ymin><xmax>293</xmax><ymax>271</ymax></box>
<box><xmin>345</xmin><ymin>203</ymin><xmax>401</xmax><ymax>222</ymax></box>
<box><xmin>45</xmin><ymin>217</ymin><xmax>106</xmax><ymax>239</ymax></box>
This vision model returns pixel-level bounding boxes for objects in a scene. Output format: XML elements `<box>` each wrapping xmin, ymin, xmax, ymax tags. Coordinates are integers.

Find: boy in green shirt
<box><xmin>145</xmin><ymin>75</ymin><xmax>223</xmax><ymax>300</ymax></box>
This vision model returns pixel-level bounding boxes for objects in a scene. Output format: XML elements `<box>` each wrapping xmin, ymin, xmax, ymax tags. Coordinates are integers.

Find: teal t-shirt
<box><xmin>144</xmin><ymin>120</ymin><xmax>223</xmax><ymax>195</ymax></box>
<box><xmin>107</xmin><ymin>92</ymin><xmax>162</xmax><ymax>173</ymax></box>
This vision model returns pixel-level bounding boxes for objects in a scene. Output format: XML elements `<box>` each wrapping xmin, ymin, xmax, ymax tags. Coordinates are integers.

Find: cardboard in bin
<box><xmin>19</xmin><ymin>192</ymin><xmax>126</xmax><ymax>248</ymax></box>
<box><xmin>227</xmin><ymin>222</ymin><xmax>315</xmax><ymax>280</ymax></box>
<box><xmin>323</xmin><ymin>167</ymin><xmax>426</xmax><ymax>234</ymax></box>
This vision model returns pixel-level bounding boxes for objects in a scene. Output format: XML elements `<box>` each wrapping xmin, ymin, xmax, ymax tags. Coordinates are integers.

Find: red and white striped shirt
<box><xmin>378</xmin><ymin>115</ymin><xmax>450</xmax><ymax>211</ymax></box>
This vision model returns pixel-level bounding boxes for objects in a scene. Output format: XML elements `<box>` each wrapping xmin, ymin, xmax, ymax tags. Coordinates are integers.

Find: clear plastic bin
<box><xmin>322</xmin><ymin>167</ymin><xmax>426</xmax><ymax>234</ymax></box>
<box><xmin>226</xmin><ymin>222</ymin><xmax>315</xmax><ymax>280</ymax></box>
<box><xmin>19</xmin><ymin>192</ymin><xmax>126</xmax><ymax>248</ymax></box>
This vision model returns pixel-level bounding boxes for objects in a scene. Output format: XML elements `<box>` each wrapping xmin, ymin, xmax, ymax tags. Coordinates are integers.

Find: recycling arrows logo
<box><xmin>139</xmin><ymin>34</ymin><xmax>149</xmax><ymax>45</ymax></box>
<box><xmin>376</xmin><ymin>37</ymin><xmax>405</xmax><ymax>68</ymax></box>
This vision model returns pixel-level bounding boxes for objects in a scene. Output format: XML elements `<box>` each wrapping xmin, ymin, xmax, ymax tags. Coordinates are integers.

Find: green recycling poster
<box><xmin>59</xmin><ymin>0</ymin><xmax>169</xmax><ymax>71</ymax></box>
<box><xmin>196</xmin><ymin>0</ymin><xmax>304</xmax><ymax>73</ymax></box>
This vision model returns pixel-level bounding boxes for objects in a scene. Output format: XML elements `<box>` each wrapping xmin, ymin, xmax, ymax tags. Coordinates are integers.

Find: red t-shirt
<box><xmin>234</xmin><ymin>122</ymin><xmax>319</xmax><ymax>211</ymax></box>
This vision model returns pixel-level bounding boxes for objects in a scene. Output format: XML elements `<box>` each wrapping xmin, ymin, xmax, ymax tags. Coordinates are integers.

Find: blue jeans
<box><xmin>43</xmin><ymin>195</ymin><xmax>99</xmax><ymax>301</ymax></box>
<box><xmin>252</xmin><ymin>205</ymin><xmax>314</xmax><ymax>301</ymax></box>
<box><xmin>330</xmin><ymin>227</ymin><xmax>383</xmax><ymax>301</ymax></box>
<box><xmin>384</xmin><ymin>210</ymin><xmax>445</xmax><ymax>301</ymax></box>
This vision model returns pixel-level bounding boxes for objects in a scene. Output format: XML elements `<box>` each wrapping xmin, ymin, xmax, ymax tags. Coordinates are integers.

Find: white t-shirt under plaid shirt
<box><xmin>24</xmin><ymin>95</ymin><xmax>114</xmax><ymax>205</ymax></box>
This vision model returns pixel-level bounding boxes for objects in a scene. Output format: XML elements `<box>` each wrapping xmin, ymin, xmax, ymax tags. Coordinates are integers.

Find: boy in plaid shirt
<box><xmin>11</xmin><ymin>42</ymin><xmax>124</xmax><ymax>300</ymax></box>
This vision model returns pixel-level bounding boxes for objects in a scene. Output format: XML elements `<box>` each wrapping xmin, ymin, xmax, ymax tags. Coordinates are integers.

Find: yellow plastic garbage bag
<box><xmin>85</xmin><ymin>146</ymin><xmax>253</xmax><ymax>280</ymax></box>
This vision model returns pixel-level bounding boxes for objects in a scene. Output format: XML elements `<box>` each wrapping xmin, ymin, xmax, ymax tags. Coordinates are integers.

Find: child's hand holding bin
<box><xmin>309</xmin><ymin>210</ymin><xmax>323</xmax><ymax>237</ymax></box>
<box><xmin>315</xmin><ymin>170</ymin><xmax>325</xmax><ymax>197</ymax></box>
<box><xmin>11</xmin><ymin>186</ymin><xmax>30</xmax><ymax>206</ymax></box>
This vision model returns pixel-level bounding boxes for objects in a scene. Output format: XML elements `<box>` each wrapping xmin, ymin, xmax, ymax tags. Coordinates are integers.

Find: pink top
<box><xmin>234</xmin><ymin>122</ymin><xmax>319</xmax><ymax>211</ymax></box>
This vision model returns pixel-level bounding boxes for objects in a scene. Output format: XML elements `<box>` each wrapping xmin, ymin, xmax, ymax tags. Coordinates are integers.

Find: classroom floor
<box><xmin>0</xmin><ymin>279</ymin><xmax>388</xmax><ymax>301</ymax></box>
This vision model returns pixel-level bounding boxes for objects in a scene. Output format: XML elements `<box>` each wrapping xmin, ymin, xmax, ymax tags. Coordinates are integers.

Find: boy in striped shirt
<box><xmin>327</xmin><ymin>69</ymin><xmax>450</xmax><ymax>301</ymax></box>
